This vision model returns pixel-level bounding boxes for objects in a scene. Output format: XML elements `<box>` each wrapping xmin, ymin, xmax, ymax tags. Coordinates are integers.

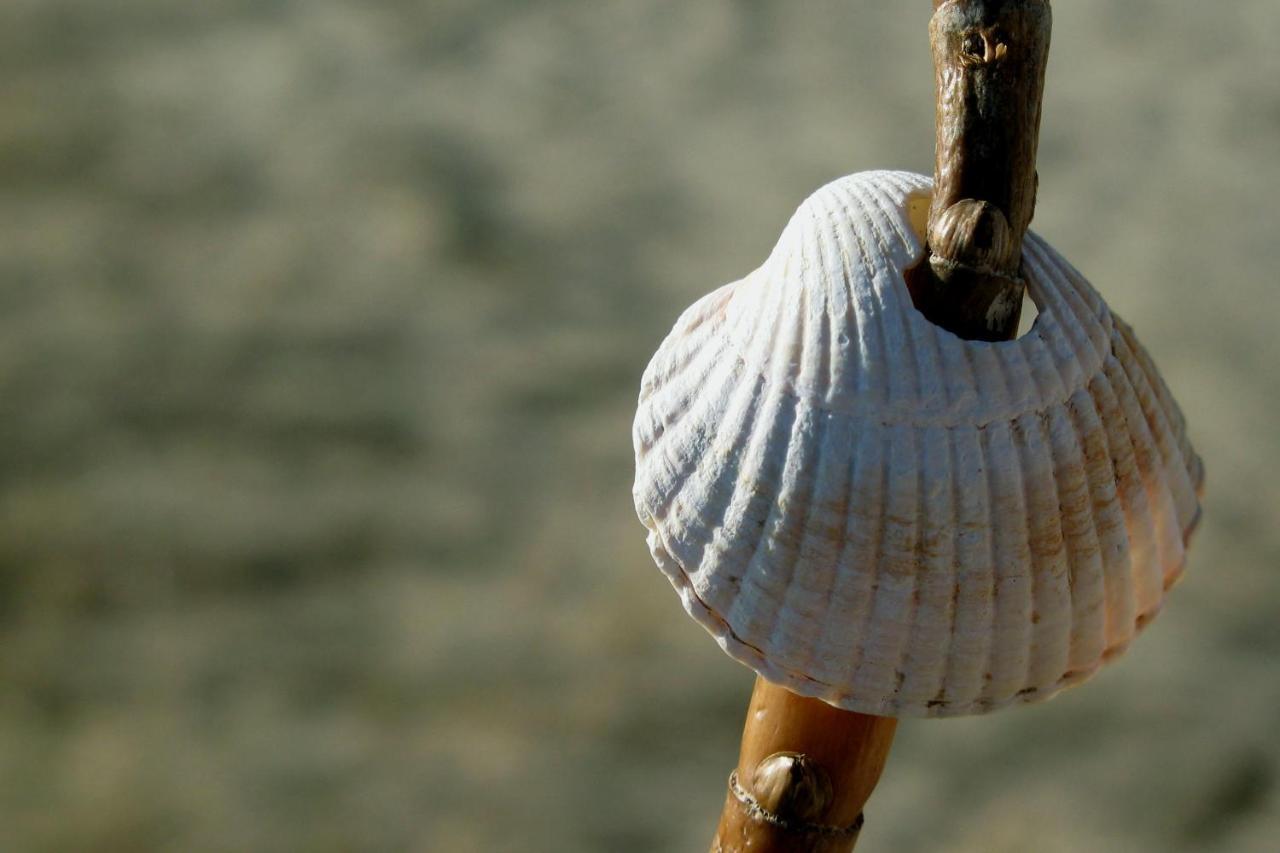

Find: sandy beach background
<box><xmin>2</xmin><ymin>2</ymin><xmax>1277</xmax><ymax>850</ymax></box>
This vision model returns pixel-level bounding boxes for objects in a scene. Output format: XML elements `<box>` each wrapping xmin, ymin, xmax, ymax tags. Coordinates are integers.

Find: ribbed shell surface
<box><xmin>632</xmin><ymin>170</ymin><xmax>1203</xmax><ymax>718</ymax></box>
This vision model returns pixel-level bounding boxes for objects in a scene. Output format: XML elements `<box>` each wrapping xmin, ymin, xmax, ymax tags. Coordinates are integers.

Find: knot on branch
<box><xmin>929</xmin><ymin>198</ymin><xmax>1018</xmax><ymax>277</ymax></box>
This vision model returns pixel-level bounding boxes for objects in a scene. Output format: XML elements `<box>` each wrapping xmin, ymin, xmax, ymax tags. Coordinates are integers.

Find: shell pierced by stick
<box><xmin>633</xmin><ymin>170</ymin><xmax>1203</xmax><ymax>718</ymax></box>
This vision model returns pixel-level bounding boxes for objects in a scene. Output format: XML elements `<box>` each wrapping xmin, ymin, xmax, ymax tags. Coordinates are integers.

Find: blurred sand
<box><xmin>0</xmin><ymin>1</ymin><xmax>1277</xmax><ymax>850</ymax></box>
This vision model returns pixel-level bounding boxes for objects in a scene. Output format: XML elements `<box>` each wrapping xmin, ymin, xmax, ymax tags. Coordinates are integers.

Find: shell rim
<box><xmin>642</xmin><ymin>503</ymin><xmax>1202</xmax><ymax>719</ymax></box>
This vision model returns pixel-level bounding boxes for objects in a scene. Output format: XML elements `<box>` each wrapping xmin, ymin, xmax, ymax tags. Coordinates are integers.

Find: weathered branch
<box><xmin>908</xmin><ymin>0</ymin><xmax>1052</xmax><ymax>341</ymax></box>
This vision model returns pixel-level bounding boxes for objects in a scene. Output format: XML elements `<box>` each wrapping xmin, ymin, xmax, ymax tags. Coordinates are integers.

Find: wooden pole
<box><xmin>711</xmin><ymin>3</ymin><xmax>1051</xmax><ymax>850</ymax></box>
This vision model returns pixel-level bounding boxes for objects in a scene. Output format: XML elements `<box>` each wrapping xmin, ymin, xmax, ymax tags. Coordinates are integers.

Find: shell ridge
<box><xmin>818</xmin><ymin>189</ymin><xmax>851</xmax><ymax>406</ymax></box>
<box><xmin>1023</xmin><ymin>238</ymin><xmax>1090</xmax><ymax>392</ymax></box>
<box><xmin>1043</xmin><ymin>402</ymin><xmax>1096</xmax><ymax>682</ymax></box>
<box><xmin>834</xmin><ymin>176</ymin><xmax>887</xmax><ymax>411</ymax></box>
<box><xmin>767</xmin><ymin>198</ymin><xmax>813</xmax><ymax>402</ymax></box>
<box><xmin>1024</xmin><ymin>237</ymin><xmax>1109</xmax><ymax>389</ymax></box>
<box><xmin>1023</xmin><ymin>245</ymin><xmax>1092</xmax><ymax>427</ymax></box>
<box><xmin>858</xmin><ymin>181</ymin><xmax>936</xmax><ymax>706</ymax></box>
<box><xmin>841</xmin><ymin>177</ymin><xmax>897</xmax><ymax>414</ymax></box>
<box><xmin>1019</xmin><ymin>411</ymin><xmax>1071</xmax><ymax>694</ymax></box>
<box><xmin>892</xmin><ymin>428</ymin><xmax>927</xmax><ymax>706</ymax></box>
<box><xmin>632</xmin><ymin>357</ymin><xmax>742</xmax><ymax>530</ymax></box>
<box><xmin>791</xmin><ymin>410</ymin><xmax>858</xmax><ymax>688</ymax></box>
<box><xmin>997</xmin><ymin>335</ymin><xmax>1040</xmax><ymax>436</ymax></box>
<box><xmin>864</xmin><ymin>171</ymin><xmax>929</xmax><ymax>279</ymax></box>
<box><xmin>634</xmin><ymin>338</ymin><xmax>744</xmax><ymax>502</ymax></box>
<box><xmin>1101</xmin><ymin>355</ymin><xmax>1173</xmax><ymax>616</ymax></box>
<box><xmin>634</xmin><ymin>331</ymin><xmax>736</xmax><ymax>467</ymax></box>
<box><xmin>972</xmin><ymin>340</ymin><xmax>1024</xmax><ymax>701</ymax></box>
<box><xmin>1095</xmin><ymin>362</ymin><xmax>1162</xmax><ymax>617</ymax></box>
<box><xmin>635</xmin><ymin>282</ymin><xmax>735</xmax><ymax>412</ymax></box>
<box><xmin>1004</xmin><ymin>416</ymin><xmax>1040</xmax><ymax>702</ymax></box>
<box><xmin>1111</xmin><ymin>317</ymin><xmax>1202</xmax><ymax>529</ymax></box>
<box><xmin>983</xmin><ymin>421</ymin><xmax>1034</xmax><ymax>704</ymax></box>
<box><xmin>934</xmin><ymin>326</ymin><xmax>983</xmax><ymax>422</ymax></box>
<box><xmin>873</xmin><ymin>429</ymin><xmax>925</xmax><ymax>705</ymax></box>
<box><xmin>939</xmin><ymin>426</ymin><xmax>996</xmax><ymax>708</ymax></box>
<box><xmin>982</xmin><ymin>336</ymin><xmax>1042</xmax><ymax>632</ymax></box>
<box><xmin>809</xmin><ymin>415</ymin><xmax>871</xmax><ymax>701</ymax></box>
<box><xmin>729</xmin><ymin>263</ymin><xmax>778</xmax><ymax>387</ymax></box>
<box><xmin>1083</xmin><ymin>374</ymin><xmax>1139</xmax><ymax>649</ymax></box>
<box><xmin>634</xmin><ymin>283</ymin><xmax>737</xmax><ymax>432</ymax></box>
<box><xmin>702</xmin><ymin>385</ymin><xmax>794</xmax><ymax>620</ymax></box>
<box><xmin>758</xmin><ymin>404</ymin><xmax>827</xmax><ymax>672</ymax></box>
<box><xmin>892</xmin><ymin>427</ymin><xmax>935</xmax><ymax>703</ymax></box>
<box><xmin>692</xmin><ymin>370</ymin><xmax>771</xmax><ymax>584</ymax></box>
<box><xmin>827</xmin><ymin>422</ymin><xmax>888</xmax><ymax>700</ymax></box>
<box><xmin>863</xmin><ymin>178</ymin><xmax>933</xmax><ymax>411</ymax></box>
<box><xmin>807</xmin><ymin>190</ymin><xmax>856</xmax><ymax>637</ymax></box>
<box><xmin>860</xmin><ymin>180</ymin><xmax>923</xmax><ymax>412</ymax></box>
<box><xmin>749</xmin><ymin>260</ymin><xmax>788</xmax><ymax>373</ymax></box>
<box><xmin>1056</xmin><ymin>249</ymin><xmax>1115</xmax><ymax>364</ymax></box>
<box><xmin>863</xmin><ymin>179</ymin><xmax>943</xmax><ymax>706</ymax></box>
<box><xmin>973</xmin><ymin>423</ymin><xmax>1001</xmax><ymax>710</ymax></box>
<box><xmin>1030</xmin><ymin>233</ymin><xmax>1102</xmax><ymax>324</ymax></box>
<box><xmin>903</xmin><ymin>425</ymin><xmax>959</xmax><ymax>707</ymax></box>
<box><xmin>1017</xmin><ymin>245</ymin><xmax>1072</xmax><ymax>403</ymax></box>
<box><xmin>1116</xmin><ymin>317</ymin><xmax>1199</xmax><ymax>481</ymax></box>
<box><xmin>828</xmin><ymin>181</ymin><xmax>869</xmax><ymax>403</ymax></box>
<box><xmin>1061</xmin><ymin>389</ymin><xmax>1113</xmax><ymax>668</ymax></box>
<box><xmin>923</xmin><ymin>428</ymin><xmax>963</xmax><ymax>709</ymax></box>
<box><xmin>1119</xmin><ymin>315</ymin><xmax>1182</xmax><ymax>426</ymax></box>
<box><xmin>695</xmin><ymin>372</ymin><xmax>779</xmax><ymax>626</ymax></box>
<box><xmin>767</xmin><ymin>197</ymin><xmax>816</xmax><ymax>401</ymax></box>
<box><xmin>757</xmin><ymin>203</ymin><xmax>835</xmax><ymax>671</ymax></box>
<box><xmin>766</xmin><ymin>408</ymin><xmax>838</xmax><ymax>676</ymax></box>
<box><xmin>808</xmin><ymin>188</ymin><xmax>837</xmax><ymax>407</ymax></box>
<box><xmin>725</xmin><ymin>389</ymin><xmax>808</xmax><ymax>647</ymax></box>
<box><xmin>1107</xmin><ymin>324</ymin><xmax>1190</xmax><ymax>512</ymax></box>
<box><xmin>1112</xmin><ymin>319</ymin><xmax>1186</xmax><ymax>465</ymax></box>
<box><xmin>973</xmin><ymin>346</ymin><xmax>1013</xmax><ymax>435</ymax></box>
<box><xmin>849</xmin><ymin>427</ymin><xmax>899</xmax><ymax>707</ymax></box>
<box><xmin>838</xmin><ymin>181</ymin><xmax>903</xmax><ymax>706</ymax></box>
<box><xmin>718</xmin><ymin>270</ymin><xmax>758</xmax><ymax>374</ymax></box>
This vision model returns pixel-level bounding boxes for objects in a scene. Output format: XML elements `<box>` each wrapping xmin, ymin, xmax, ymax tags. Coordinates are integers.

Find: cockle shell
<box><xmin>633</xmin><ymin>170</ymin><xmax>1203</xmax><ymax>718</ymax></box>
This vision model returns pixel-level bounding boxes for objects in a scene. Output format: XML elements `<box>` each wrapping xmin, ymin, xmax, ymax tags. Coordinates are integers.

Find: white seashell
<box><xmin>632</xmin><ymin>170</ymin><xmax>1203</xmax><ymax>718</ymax></box>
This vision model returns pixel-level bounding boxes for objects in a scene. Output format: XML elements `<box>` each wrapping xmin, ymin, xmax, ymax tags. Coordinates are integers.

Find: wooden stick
<box><xmin>712</xmin><ymin>680</ymin><xmax>897</xmax><ymax>851</ymax></box>
<box><xmin>711</xmin><ymin>3</ymin><xmax>1052</xmax><ymax>850</ymax></box>
<box><xmin>908</xmin><ymin>0</ymin><xmax>1052</xmax><ymax>341</ymax></box>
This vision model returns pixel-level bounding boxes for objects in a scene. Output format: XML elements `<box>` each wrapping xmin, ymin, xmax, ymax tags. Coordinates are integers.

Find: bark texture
<box><xmin>908</xmin><ymin>0</ymin><xmax>1052</xmax><ymax>341</ymax></box>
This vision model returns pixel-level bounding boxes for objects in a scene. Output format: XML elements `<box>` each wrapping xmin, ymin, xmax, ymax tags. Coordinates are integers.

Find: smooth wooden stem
<box><xmin>711</xmin><ymin>4</ymin><xmax>1051</xmax><ymax>849</ymax></box>
<box><xmin>711</xmin><ymin>678</ymin><xmax>898</xmax><ymax>852</ymax></box>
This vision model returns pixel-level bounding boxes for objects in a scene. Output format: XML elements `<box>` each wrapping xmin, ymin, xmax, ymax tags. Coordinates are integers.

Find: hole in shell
<box><xmin>1015</xmin><ymin>288</ymin><xmax>1040</xmax><ymax>339</ymax></box>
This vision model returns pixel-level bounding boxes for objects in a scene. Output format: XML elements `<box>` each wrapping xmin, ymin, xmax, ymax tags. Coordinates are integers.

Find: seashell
<box><xmin>632</xmin><ymin>170</ymin><xmax>1203</xmax><ymax>718</ymax></box>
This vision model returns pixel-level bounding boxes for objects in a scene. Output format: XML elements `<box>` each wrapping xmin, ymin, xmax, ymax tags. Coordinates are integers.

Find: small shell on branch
<box><xmin>633</xmin><ymin>170</ymin><xmax>1203</xmax><ymax>718</ymax></box>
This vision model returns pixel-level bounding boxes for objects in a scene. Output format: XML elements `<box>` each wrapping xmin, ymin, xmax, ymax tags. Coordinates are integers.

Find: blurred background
<box><xmin>1</xmin><ymin>1</ymin><xmax>1277</xmax><ymax>850</ymax></box>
